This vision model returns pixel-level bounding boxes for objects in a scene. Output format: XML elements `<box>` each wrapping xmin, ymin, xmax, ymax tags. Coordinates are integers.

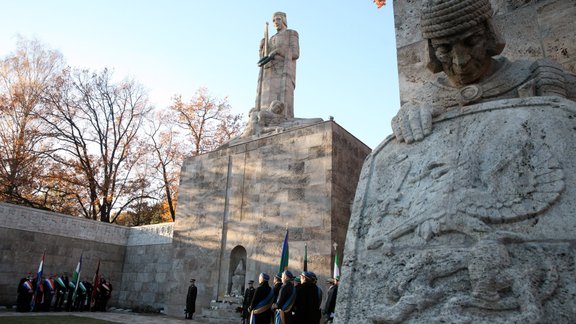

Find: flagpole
<box><xmin>72</xmin><ymin>253</ymin><xmax>83</xmax><ymax>305</ymax></box>
<box><xmin>31</xmin><ymin>250</ymin><xmax>46</xmax><ymax>311</ymax></box>
<box><xmin>333</xmin><ymin>242</ymin><xmax>340</xmax><ymax>280</ymax></box>
<box><xmin>303</xmin><ymin>243</ymin><xmax>308</xmax><ymax>272</ymax></box>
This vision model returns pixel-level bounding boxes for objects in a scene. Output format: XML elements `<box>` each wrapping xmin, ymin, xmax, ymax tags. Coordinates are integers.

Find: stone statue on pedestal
<box><xmin>336</xmin><ymin>0</ymin><xmax>576</xmax><ymax>323</ymax></box>
<box><xmin>233</xmin><ymin>12</ymin><xmax>322</xmax><ymax>142</ymax></box>
<box><xmin>257</xmin><ymin>11</ymin><xmax>299</xmax><ymax>118</ymax></box>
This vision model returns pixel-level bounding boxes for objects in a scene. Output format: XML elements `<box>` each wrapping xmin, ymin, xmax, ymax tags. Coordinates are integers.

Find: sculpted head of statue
<box><xmin>272</xmin><ymin>12</ymin><xmax>288</xmax><ymax>32</ymax></box>
<box><xmin>421</xmin><ymin>0</ymin><xmax>506</xmax><ymax>86</ymax></box>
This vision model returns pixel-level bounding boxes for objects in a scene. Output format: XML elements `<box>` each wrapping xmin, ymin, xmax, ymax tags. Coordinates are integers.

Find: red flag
<box><xmin>90</xmin><ymin>259</ymin><xmax>101</xmax><ymax>310</ymax></box>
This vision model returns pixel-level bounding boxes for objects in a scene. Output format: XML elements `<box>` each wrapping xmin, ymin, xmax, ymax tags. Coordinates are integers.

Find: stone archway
<box><xmin>227</xmin><ymin>245</ymin><xmax>247</xmax><ymax>296</ymax></box>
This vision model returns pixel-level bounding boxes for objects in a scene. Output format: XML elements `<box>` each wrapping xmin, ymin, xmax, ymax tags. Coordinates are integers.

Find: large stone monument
<box><xmin>164</xmin><ymin>12</ymin><xmax>371</xmax><ymax>319</ymax></box>
<box><xmin>336</xmin><ymin>0</ymin><xmax>576</xmax><ymax>323</ymax></box>
<box><xmin>237</xmin><ymin>12</ymin><xmax>321</xmax><ymax>140</ymax></box>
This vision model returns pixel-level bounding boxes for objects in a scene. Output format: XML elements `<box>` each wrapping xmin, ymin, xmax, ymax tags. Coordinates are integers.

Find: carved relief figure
<box><xmin>336</xmin><ymin>0</ymin><xmax>576</xmax><ymax>323</ymax></box>
<box><xmin>392</xmin><ymin>0</ymin><xmax>576</xmax><ymax>144</ymax></box>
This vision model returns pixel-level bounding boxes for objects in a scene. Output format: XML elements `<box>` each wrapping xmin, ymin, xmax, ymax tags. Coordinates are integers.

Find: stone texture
<box><xmin>337</xmin><ymin>97</ymin><xmax>576</xmax><ymax>323</ymax></box>
<box><xmin>165</xmin><ymin>120</ymin><xmax>370</xmax><ymax>317</ymax></box>
<box><xmin>336</xmin><ymin>0</ymin><xmax>576</xmax><ymax>322</ymax></box>
<box><xmin>393</xmin><ymin>0</ymin><xmax>576</xmax><ymax>106</ymax></box>
<box><xmin>0</xmin><ymin>203</ymin><xmax>127</xmax><ymax>306</ymax></box>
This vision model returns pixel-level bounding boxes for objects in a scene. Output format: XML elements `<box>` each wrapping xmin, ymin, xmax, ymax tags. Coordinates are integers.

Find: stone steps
<box><xmin>199</xmin><ymin>297</ymin><xmax>244</xmax><ymax>324</ymax></box>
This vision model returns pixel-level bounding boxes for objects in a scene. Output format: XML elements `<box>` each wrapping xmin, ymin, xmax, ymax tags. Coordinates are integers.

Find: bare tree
<box><xmin>170</xmin><ymin>87</ymin><xmax>243</xmax><ymax>155</ymax></box>
<box><xmin>42</xmin><ymin>68</ymin><xmax>153</xmax><ymax>222</ymax></box>
<box><xmin>146</xmin><ymin>110</ymin><xmax>185</xmax><ymax>221</ymax></box>
<box><xmin>0</xmin><ymin>37</ymin><xmax>65</xmax><ymax>208</ymax></box>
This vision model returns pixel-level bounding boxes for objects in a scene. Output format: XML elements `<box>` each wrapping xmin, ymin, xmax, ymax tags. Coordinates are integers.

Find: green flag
<box><xmin>71</xmin><ymin>254</ymin><xmax>83</xmax><ymax>303</ymax></box>
<box><xmin>279</xmin><ymin>230</ymin><xmax>289</xmax><ymax>273</ymax></box>
<box><xmin>333</xmin><ymin>253</ymin><xmax>340</xmax><ymax>280</ymax></box>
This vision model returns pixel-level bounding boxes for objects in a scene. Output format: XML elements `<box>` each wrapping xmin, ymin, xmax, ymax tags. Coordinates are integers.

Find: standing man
<box><xmin>294</xmin><ymin>271</ymin><xmax>322</xmax><ymax>324</ymax></box>
<box><xmin>272</xmin><ymin>274</ymin><xmax>282</xmax><ymax>305</ymax></box>
<box><xmin>185</xmin><ymin>279</ymin><xmax>197</xmax><ymax>320</ymax></box>
<box><xmin>257</xmin><ymin>12</ymin><xmax>299</xmax><ymax>118</ymax></box>
<box><xmin>273</xmin><ymin>270</ymin><xmax>296</xmax><ymax>324</ymax></box>
<box><xmin>53</xmin><ymin>273</ymin><xmax>68</xmax><ymax>311</ymax></box>
<box><xmin>323</xmin><ymin>278</ymin><xmax>338</xmax><ymax>323</ymax></box>
<box><xmin>16</xmin><ymin>273</ymin><xmax>33</xmax><ymax>312</ymax></box>
<box><xmin>249</xmin><ymin>273</ymin><xmax>273</xmax><ymax>323</ymax></box>
<box><xmin>242</xmin><ymin>280</ymin><xmax>255</xmax><ymax>324</ymax></box>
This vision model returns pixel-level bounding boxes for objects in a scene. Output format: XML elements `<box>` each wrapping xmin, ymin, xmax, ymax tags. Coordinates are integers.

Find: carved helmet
<box><xmin>421</xmin><ymin>0</ymin><xmax>505</xmax><ymax>73</ymax></box>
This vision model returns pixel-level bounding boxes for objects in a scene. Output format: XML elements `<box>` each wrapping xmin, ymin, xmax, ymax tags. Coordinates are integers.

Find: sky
<box><xmin>0</xmin><ymin>0</ymin><xmax>400</xmax><ymax>149</ymax></box>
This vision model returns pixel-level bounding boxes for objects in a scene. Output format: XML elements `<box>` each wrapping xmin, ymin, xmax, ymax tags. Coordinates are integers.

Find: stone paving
<box><xmin>0</xmin><ymin>308</ymin><xmax>215</xmax><ymax>324</ymax></box>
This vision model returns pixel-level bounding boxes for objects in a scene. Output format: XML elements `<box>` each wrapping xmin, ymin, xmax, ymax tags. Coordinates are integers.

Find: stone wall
<box><xmin>394</xmin><ymin>0</ymin><xmax>576</xmax><ymax>106</ymax></box>
<box><xmin>165</xmin><ymin>120</ymin><xmax>370</xmax><ymax>317</ymax></box>
<box><xmin>117</xmin><ymin>223</ymin><xmax>174</xmax><ymax>311</ymax></box>
<box><xmin>0</xmin><ymin>203</ymin><xmax>129</xmax><ymax>306</ymax></box>
<box><xmin>0</xmin><ymin>202</ymin><xmax>174</xmax><ymax>310</ymax></box>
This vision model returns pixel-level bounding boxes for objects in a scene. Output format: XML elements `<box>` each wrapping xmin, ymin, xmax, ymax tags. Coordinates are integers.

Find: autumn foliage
<box><xmin>374</xmin><ymin>0</ymin><xmax>386</xmax><ymax>8</ymax></box>
<box><xmin>0</xmin><ymin>38</ymin><xmax>244</xmax><ymax>225</ymax></box>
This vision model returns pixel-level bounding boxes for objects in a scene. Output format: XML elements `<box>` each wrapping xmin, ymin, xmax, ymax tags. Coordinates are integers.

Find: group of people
<box><xmin>16</xmin><ymin>273</ymin><xmax>112</xmax><ymax>313</ymax></box>
<box><xmin>241</xmin><ymin>270</ymin><xmax>339</xmax><ymax>324</ymax></box>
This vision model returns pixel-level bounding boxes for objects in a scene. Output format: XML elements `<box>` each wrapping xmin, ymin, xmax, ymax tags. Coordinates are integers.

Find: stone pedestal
<box><xmin>165</xmin><ymin>120</ymin><xmax>370</xmax><ymax>317</ymax></box>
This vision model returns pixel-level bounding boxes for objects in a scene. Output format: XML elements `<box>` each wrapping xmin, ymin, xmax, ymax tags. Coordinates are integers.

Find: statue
<box><xmin>391</xmin><ymin>0</ymin><xmax>576</xmax><ymax>144</ymax></box>
<box><xmin>256</xmin><ymin>11</ymin><xmax>299</xmax><ymax>118</ymax></box>
<box><xmin>227</xmin><ymin>12</ymin><xmax>321</xmax><ymax>143</ymax></box>
<box><xmin>230</xmin><ymin>260</ymin><xmax>246</xmax><ymax>296</ymax></box>
<box><xmin>335</xmin><ymin>0</ymin><xmax>576</xmax><ymax>323</ymax></box>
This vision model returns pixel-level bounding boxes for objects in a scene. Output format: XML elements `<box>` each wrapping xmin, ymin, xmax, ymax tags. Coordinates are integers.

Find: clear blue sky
<box><xmin>0</xmin><ymin>0</ymin><xmax>399</xmax><ymax>149</ymax></box>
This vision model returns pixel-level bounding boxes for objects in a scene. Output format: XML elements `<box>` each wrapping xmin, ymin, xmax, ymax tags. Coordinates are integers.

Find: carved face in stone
<box><xmin>273</xmin><ymin>13</ymin><xmax>286</xmax><ymax>32</ymax></box>
<box><xmin>430</xmin><ymin>24</ymin><xmax>492</xmax><ymax>86</ymax></box>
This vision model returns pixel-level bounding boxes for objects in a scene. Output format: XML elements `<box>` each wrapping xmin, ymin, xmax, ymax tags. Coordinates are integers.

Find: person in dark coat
<box><xmin>322</xmin><ymin>278</ymin><xmax>338</xmax><ymax>323</ymax></box>
<box><xmin>293</xmin><ymin>271</ymin><xmax>322</xmax><ymax>324</ymax></box>
<box><xmin>273</xmin><ymin>270</ymin><xmax>296</xmax><ymax>324</ymax></box>
<box><xmin>242</xmin><ymin>280</ymin><xmax>255</xmax><ymax>323</ymax></box>
<box><xmin>185</xmin><ymin>279</ymin><xmax>197</xmax><ymax>320</ymax></box>
<box><xmin>249</xmin><ymin>273</ymin><xmax>274</xmax><ymax>323</ymax></box>
<box><xmin>272</xmin><ymin>273</ymin><xmax>282</xmax><ymax>305</ymax></box>
<box><xmin>53</xmin><ymin>274</ymin><xmax>68</xmax><ymax>311</ymax></box>
<box><xmin>16</xmin><ymin>273</ymin><xmax>33</xmax><ymax>312</ymax></box>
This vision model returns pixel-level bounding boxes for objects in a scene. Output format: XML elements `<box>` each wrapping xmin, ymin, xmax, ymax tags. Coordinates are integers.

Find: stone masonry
<box><xmin>0</xmin><ymin>119</ymin><xmax>370</xmax><ymax>318</ymax></box>
<box><xmin>165</xmin><ymin>120</ymin><xmax>370</xmax><ymax>317</ymax></box>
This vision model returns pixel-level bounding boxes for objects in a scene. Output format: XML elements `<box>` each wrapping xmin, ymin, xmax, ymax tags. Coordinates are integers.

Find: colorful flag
<box><xmin>278</xmin><ymin>229</ymin><xmax>289</xmax><ymax>273</ymax></box>
<box><xmin>55</xmin><ymin>276</ymin><xmax>66</xmax><ymax>289</ymax></box>
<box><xmin>71</xmin><ymin>253</ymin><xmax>83</xmax><ymax>303</ymax></box>
<box><xmin>90</xmin><ymin>259</ymin><xmax>101</xmax><ymax>310</ymax></box>
<box><xmin>333</xmin><ymin>252</ymin><xmax>340</xmax><ymax>280</ymax></box>
<box><xmin>303</xmin><ymin>244</ymin><xmax>308</xmax><ymax>272</ymax></box>
<box><xmin>31</xmin><ymin>251</ymin><xmax>45</xmax><ymax>311</ymax></box>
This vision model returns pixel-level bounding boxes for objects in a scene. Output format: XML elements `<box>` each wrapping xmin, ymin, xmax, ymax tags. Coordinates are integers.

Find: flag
<box><xmin>71</xmin><ymin>254</ymin><xmax>83</xmax><ymax>303</ymax></box>
<box><xmin>278</xmin><ymin>229</ymin><xmax>289</xmax><ymax>273</ymax></box>
<box><xmin>31</xmin><ymin>251</ymin><xmax>45</xmax><ymax>311</ymax></box>
<box><xmin>333</xmin><ymin>252</ymin><xmax>340</xmax><ymax>280</ymax></box>
<box><xmin>90</xmin><ymin>259</ymin><xmax>101</xmax><ymax>310</ymax></box>
<box><xmin>303</xmin><ymin>244</ymin><xmax>308</xmax><ymax>272</ymax></box>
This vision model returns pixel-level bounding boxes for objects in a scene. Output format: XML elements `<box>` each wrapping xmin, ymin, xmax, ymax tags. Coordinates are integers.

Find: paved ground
<box><xmin>0</xmin><ymin>308</ymin><xmax>213</xmax><ymax>324</ymax></box>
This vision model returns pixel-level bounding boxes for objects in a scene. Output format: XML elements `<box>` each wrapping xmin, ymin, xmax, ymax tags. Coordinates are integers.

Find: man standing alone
<box><xmin>185</xmin><ymin>279</ymin><xmax>197</xmax><ymax>320</ymax></box>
